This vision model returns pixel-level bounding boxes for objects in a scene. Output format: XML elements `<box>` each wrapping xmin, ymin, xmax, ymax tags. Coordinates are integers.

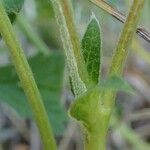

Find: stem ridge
<box><xmin>0</xmin><ymin>2</ymin><xmax>56</xmax><ymax>150</ymax></box>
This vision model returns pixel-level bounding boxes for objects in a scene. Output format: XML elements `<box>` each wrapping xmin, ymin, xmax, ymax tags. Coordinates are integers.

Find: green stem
<box><xmin>84</xmin><ymin>133</ymin><xmax>106</xmax><ymax>150</ymax></box>
<box><xmin>93</xmin><ymin>2</ymin><xmax>146</xmax><ymax>149</ymax></box>
<box><xmin>59</xmin><ymin>0</ymin><xmax>89</xmax><ymax>87</ymax></box>
<box><xmin>108</xmin><ymin>0</ymin><xmax>145</xmax><ymax>75</ymax></box>
<box><xmin>0</xmin><ymin>3</ymin><xmax>56</xmax><ymax>150</ymax></box>
<box><xmin>69</xmin><ymin>87</ymin><xmax>110</xmax><ymax>150</ymax></box>
<box><xmin>51</xmin><ymin>0</ymin><xmax>87</xmax><ymax>96</ymax></box>
<box><xmin>83</xmin><ymin>0</ymin><xmax>145</xmax><ymax>150</ymax></box>
<box><xmin>83</xmin><ymin>116</ymin><xmax>108</xmax><ymax>150</ymax></box>
<box><xmin>17</xmin><ymin>15</ymin><xmax>50</xmax><ymax>55</ymax></box>
<box><xmin>103</xmin><ymin>0</ymin><xmax>145</xmax><ymax>108</ymax></box>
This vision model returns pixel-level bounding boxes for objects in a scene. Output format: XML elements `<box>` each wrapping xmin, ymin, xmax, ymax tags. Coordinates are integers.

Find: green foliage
<box><xmin>70</xmin><ymin>75</ymin><xmax>133</xmax><ymax>126</ymax></box>
<box><xmin>1</xmin><ymin>0</ymin><xmax>24</xmax><ymax>22</ymax></box>
<box><xmin>69</xmin><ymin>86</ymin><xmax>109</xmax><ymax>150</ymax></box>
<box><xmin>82</xmin><ymin>15</ymin><xmax>101</xmax><ymax>85</ymax></box>
<box><xmin>36</xmin><ymin>0</ymin><xmax>54</xmax><ymax>19</ymax></box>
<box><xmin>0</xmin><ymin>53</ymin><xmax>68</xmax><ymax>136</ymax></box>
<box><xmin>101</xmin><ymin>75</ymin><xmax>134</xmax><ymax>94</ymax></box>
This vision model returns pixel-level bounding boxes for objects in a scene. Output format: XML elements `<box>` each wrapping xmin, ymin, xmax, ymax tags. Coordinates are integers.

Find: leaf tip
<box><xmin>90</xmin><ymin>12</ymin><xmax>99</xmax><ymax>25</ymax></box>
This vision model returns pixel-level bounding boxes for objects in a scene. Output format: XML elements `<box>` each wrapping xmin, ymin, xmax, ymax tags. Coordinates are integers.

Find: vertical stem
<box><xmin>85</xmin><ymin>134</ymin><xmax>106</xmax><ymax>150</ymax></box>
<box><xmin>108</xmin><ymin>0</ymin><xmax>145</xmax><ymax>75</ymax></box>
<box><xmin>59</xmin><ymin>0</ymin><xmax>89</xmax><ymax>87</ymax></box>
<box><xmin>82</xmin><ymin>1</ymin><xmax>145</xmax><ymax>150</ymax></box>
<box><xmin>0</xmin><ymin>3</ymin><xmax>56</xmax><ymax>150</ymax></box>
<box><xmin>51</xmin><ymin>0</ymin><xmax>87</xmax><ymax>96</ymax></box>
<box><xmin>103</xmin><ymin>0</ymin><xmax>145</xmax><ymax>108</ymax></box>
<box><xmin>84</xmin><ymin>116</ymin><xmax>108</xmax><ymax>150</ymax></box>
<box><xmin>17</xmin><ymin>15</ymin><xmax>50</xmax><ymax>55</ymax></box>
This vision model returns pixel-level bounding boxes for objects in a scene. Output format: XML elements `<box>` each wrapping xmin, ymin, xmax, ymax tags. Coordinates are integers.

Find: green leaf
<box><xmin>82</xmin><ymin>14</ymin><xmax>101</xmax><ymax>85</ymax></box>
<box><xmin>2</xmin><ymin>0</ymin><xmax>24</xmax><ymax>22</ymax></box>
<box><xmin>101</xmin><ymin>75</ymin><xmax>134</xmax><ymax>94</ymax></box>
<box><xmin>0</xmin><ymin>53</ymin><xmax>68</xmax><ymax>136</ymax></box>
<box><xmin>36</xmin><ymin>0</ymin><xmax>54</xmax><ymax>19</ymax></box>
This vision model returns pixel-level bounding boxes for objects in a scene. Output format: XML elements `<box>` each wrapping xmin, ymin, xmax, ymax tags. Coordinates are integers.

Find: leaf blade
<box><xmin>0</xmin><ymin>53</ymin><xmax>68</xmax><ymax>136</ymax></box>
<box><xmin>82</xmin><ymin>15</ymin><xmax>102</xmax><ymax>85</ymax></box>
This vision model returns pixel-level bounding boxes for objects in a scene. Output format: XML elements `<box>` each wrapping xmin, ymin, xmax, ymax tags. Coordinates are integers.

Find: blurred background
<box><xmin>0</xmin><ymin>0</ymin><xmax>150</xmax><ymax>149</ymax></box>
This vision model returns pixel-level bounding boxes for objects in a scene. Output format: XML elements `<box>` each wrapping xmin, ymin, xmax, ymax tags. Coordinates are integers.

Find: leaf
<box><xmin>101</xmin><ymin>75</ymin><xmax>134</xmax><ymax>94</ymax></box>
<box><xmin>82</xmin><ymin>14</ymin><xmax>101</xmax><ymax>85</ymax></box>
<box><xmin>2</xmin><ymin>0</ymin><xmax>24</xmax><ymax>22</ymax></box>
<box><xmin>36</xmin><ymin>0</ymin><xmax>54</xmax><ymax>19</ymax></box>
<box><xmin>0</xmin><ymin>53</ymin><xmax>68</xmax><ymax>136</ymax></box>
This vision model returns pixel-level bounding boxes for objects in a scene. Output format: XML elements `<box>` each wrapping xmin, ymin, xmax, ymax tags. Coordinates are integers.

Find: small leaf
<box><xmin>101</xmin><ymin>75</ymin><xmax>134</xmax><ymax>94</ymax></box>
<box><xmin>2</xmin><ymin>0</ymin><xmax>24</xmax><ymax>22</ymax></box>
<box><xmin>82</xmin><ymin>14</ymin><xmax>101</xmax><ymax>85</ymax></box>
<box><xmin>0</xmin><ymin>53</ymin><xmax>68</xmax><ymax>136</ymax></box>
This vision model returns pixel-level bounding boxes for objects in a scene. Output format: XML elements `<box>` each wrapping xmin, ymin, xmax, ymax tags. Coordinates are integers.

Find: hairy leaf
<box><xmin>0</xmin><ymin>53</ymin><xmax>68</xmax><ymax>136</ymax></box>
<box><xmin>82</xmin><ymin>15</ymin><xmax>101</xmax><ymax>85</ymax></box>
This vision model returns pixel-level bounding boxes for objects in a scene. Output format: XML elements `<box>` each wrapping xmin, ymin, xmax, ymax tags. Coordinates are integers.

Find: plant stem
<box><xmin>89</xmin><ymin>0</ymin><xmax>150</xmax><ymax>43</ymax></box>
<box><xmin>103</xmin><ymin>0</ymin><xmax>145</xmax><ymax>108</ymax></box>
<box><xmin>84</xmin><ymin>133</ymin><xmax>106</xmax><ymax>150</ymax></box>
<box><xmin>83</xmin><ymin>116</ymin><xmax>108</xmax><ymax>150</ymax></box>
<box><xmin>92</xmin><ymin>1</ymin><xmax>145</xmax><ymax>147</ymax></box>
<box><xmin>17</xmin><ymin>15</ymin><xmax>50</xmax><ymax>55</ymax></box>
<box><xmin>82</xmin><ymin>1</ymin><xmax>145</xmax><ymax>150</ymax></box>
<box><xmin>0</xmin><ymin>3</ymin><xmax>56</xmax><ymax>150</ymax></box>
<box><xmin>108</xmin><ymin>0</ymin><xmax>145</xmax><ymax>75</ymax></box>
<box><xmin>59</xmin><ymin>0</ymin><xmax>89</xmax><ymax>86</ymax></box>
<box><xmin>51</xmin><ymin>0</ymin><xmax>87</xmax><ymax>96</ymax></box>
